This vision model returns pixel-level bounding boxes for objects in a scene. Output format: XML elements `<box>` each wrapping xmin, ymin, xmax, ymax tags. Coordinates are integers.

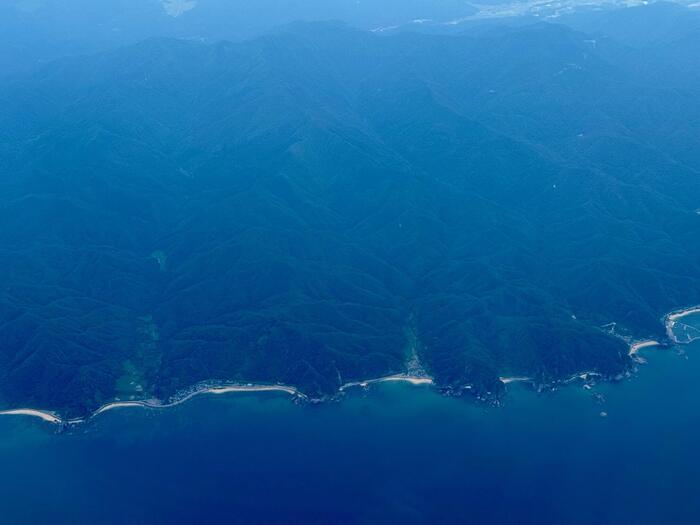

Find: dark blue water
<box><xmin>2</xmin><ymin>342</ymin><xmax>699</xmax><ymax>525</ymax></box>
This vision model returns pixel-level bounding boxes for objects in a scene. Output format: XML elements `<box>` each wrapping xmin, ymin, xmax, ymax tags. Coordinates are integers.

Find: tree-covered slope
<box><xmin>1</xmin><ymin>21</ymin><xmax>699</xmax><ymax>416</ymax></box>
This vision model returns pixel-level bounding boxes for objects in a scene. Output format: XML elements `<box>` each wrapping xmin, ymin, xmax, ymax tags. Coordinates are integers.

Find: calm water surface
<box><xmin>1</xmin><ymin>341</ymin><xmax>699</xmax><ymax>524</ymax></box>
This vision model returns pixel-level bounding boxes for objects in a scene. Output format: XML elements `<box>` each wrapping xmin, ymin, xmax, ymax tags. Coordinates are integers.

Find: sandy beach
<box><xmin>339</xmin><ymin>375</ymin><xmax>434</xmax><ymax>391</ymax></box>
<box><xmin>629</xmin><ymin>340</ymin><xmax>661</xmax><ymax>363</ymax></box>
<box><xmin>0</xmin><ymin>409</ymin><xmax>62</xmax><ymax>424</ymax></box>
<box><xmin>2</xmin><ymin>304</ymin><xmax>696</xmax><ymax>427</ymax></box>
<box><xmin>0</xmin><ymin>383</ymin><xmax>305</xmax><ymax>425</ymax></box>
<box><xmin>94</xmin><ymin>384</ymin><xmax>303</xmax><ymax>417</ymax></box>
<box><xmin>500</xmin><ymin>376</ymin><xmax>533</xmax><ymax>385</ymax></box>
<box><xmin>1</xmin><ymin>376</ymin><xmax>434</xmax><ymax>426</ymax></box>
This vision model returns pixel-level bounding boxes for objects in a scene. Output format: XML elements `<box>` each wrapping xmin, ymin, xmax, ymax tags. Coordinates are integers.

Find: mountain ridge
<box><xmin>1</xmin><ymin>21</ymin><xmax>698</xmax><ymax>416</ymax></box>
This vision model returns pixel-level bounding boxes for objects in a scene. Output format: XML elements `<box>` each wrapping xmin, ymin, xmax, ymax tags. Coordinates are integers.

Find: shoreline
<box><xmin>665</xmin><ymin>306</ymin><xmax>700</xmax><ymax>344</ymax></box>
<box><xmin>92</xmin><ymin>384</ymin><xmax>304</xmax><ymax>418</ymax></box>
<box><xmin>0</xmin><ymin>409</ymin><xmax>62</xmax><ymax>424</ymax></box>
<box><xmin>0</xmin><ymin>376</ymin><xmax>433</xmax><ymax>427</ymax></box>
<box><xmin>0</xmin><ymin>383</ymin><xmax>305</xmax><ymax>427</ymax></box>
<box><xmin>499</xmin><ymin>376</ymin><xmax>533</xmax><ymax>385</ymax></box>
<box><xmin>3</xmin><ymin>306</ymin><xmax>699</xmax><ymax>427</ymax></box>
<box><xmin>628</xmin><ymin>340</ymin><xmax>662</xmax><ymax>363</ymax></box>
<box><xmin>339</xmin><ymin>374</ymin><xmax>434</xmax><ymax>391</ymax></box>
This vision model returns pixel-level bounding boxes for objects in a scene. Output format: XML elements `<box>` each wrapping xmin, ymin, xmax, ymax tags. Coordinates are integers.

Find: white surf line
<box><xmin>339</xmin><ymin>374</ymin><xmax>434</xmax><ymax>391</ymax></box>
<box><xmin>1</xmin><ymin>376</ymin><xmax>433</xmax><ymax>426</ymax></box>
<box><xmin>92</xmin><ymin>384</ymin><xmax>303</xmax><ymax>417</ymax></box>
<box><xmin>667</xmin><ymin>306</ymin><xmax>700</xmax><ymax>323</ymax></box>
<box><xmin>563</xmin><ymin>371</ymin><xmax>601</xmax><ymax>385</ymax></box>
<box><xmin>0</xmin><ymin>409</ymin><xmax>62</xmax><ymax>424</ymax></box>
<box><xmin>629</xmin><ymin>340</ymin><xmax>661</xmax><ymax>363</ymax></box>
<box><xmin>0</xmin><ymin>383</ymin><xmax>304</xmax><ymax>425</ymax></box>
<box><xmin>96</xmin><ymin>377</ymin><xmax>432</xmax><ymax>417</ymax></box>
<box><xmin>666</xmin><ymin>306</ymin><xmax>700</xmax><ymax>343</ymax></box>
<box><xmin>499</xmin><ymin>376</ymin><xmax>533</xmax><ymax>385</ymax></box>
<box><xmin>7</xmin><ymin>304</ymin><xmax>695</xmax><ymax>427</ymax></box>
<box><xmin>92</xmin><ymin>400</ymin><xmax>154</xmax><ymax>416</ymax></box>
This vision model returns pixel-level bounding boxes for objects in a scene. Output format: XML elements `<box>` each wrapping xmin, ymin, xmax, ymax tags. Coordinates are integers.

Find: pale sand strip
<box><xmin>339</xmin><ymin>375</ymin><xmax>433</xmax><ymax>391</ymax></box>
<box><xmin>627</xmin><ymin>340</ymin><xmax>661</xmax><ymax>364</ymax></box>
<box><xmin>629</xmin><ymin>340</ymin><xmax>661</xmax><ymax>356</ymax></box>
<box><xmin>0</xmin><ymin>378</ymin><xmax>434</xmax><ymax>425</ymax></box>
<box><xmin>499</xmin><ymin>377</ymin><xmax>533</xmax><ymax>385</ymax></box>
<box><xmin>667</xmin><ymin>307</ymin><xmax>700</xmax><ymax>324</ymax></box>
<box><xmin>93</xmin><ymin>385</ymin><xmax>302</xmax><ymax>416</ymax></box>
<box><xmin>0</xmin><ymin>384</ymin><xmax>304</xmax><ymax>424</ymax></box>
<box><xmin>93</xmin><ymin>401</ymin><xmax>153</xmax><ymax>416</ymax></box>
<box><xmin>4</xmin><ymin>306</ymin><xmax>696</xmax><ymax>426</ymax></box>
<box><xmin>0</xmin><ymin>409</ymin><xmax>61</xmax><ymax>424</ymax></box>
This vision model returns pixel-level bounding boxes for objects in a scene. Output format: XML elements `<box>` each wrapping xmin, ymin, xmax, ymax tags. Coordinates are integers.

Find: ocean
<box><xmin>1</xmin><ymin>340</ymin><xmax>699</xmax><ymax>524</ymax></box>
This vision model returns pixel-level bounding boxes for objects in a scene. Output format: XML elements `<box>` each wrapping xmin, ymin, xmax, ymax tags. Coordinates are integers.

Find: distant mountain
<box><xmin>362</xmin><ymin>1</ymin><xmax>700</xmax><ymax>37</ymax></box>
<box><xmin>4</xmin><ymin>0</ymin><xmax>699</xmax><ymax>77</ymax></box>
<box><xmin>1</xmin><ymin>19</ymin><xmax>699</xmax><ymax>417</ymax></box>
<box><xmin>0</xmin><ymin>0</ymin><xmax>477</xmax><ymax>77</ymax></box>
<box><xmin>560</xmin><ymin>2</ymin><xmax>700</xmax><ymax>92</ymax></box>
<box><xmin>558</xmin><ymin>1</ymin><xmax>700</xmax><ymax>48</ymax></box>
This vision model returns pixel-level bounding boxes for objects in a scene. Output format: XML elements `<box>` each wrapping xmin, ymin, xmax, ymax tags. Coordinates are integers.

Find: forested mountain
<box><xmin>559</xmin><ymin>1</ymin><xmax>700</xmax><ymax>48</ymax></box>
<box><xmin>3</xmin><ymin>0</ymin><xmax>697</xmax><ymax>75</ymax></box>
<box><xmin>1</xmin><ymin>5</ymin><xmax>699</xmax><ymax>416</ymax></box>
<box><xmin>0</xmin><ymin>0</ymin><xmax>477</xmax><ymax>77</ymax></box>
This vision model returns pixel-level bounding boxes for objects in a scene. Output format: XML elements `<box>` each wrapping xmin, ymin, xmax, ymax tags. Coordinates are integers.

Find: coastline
<box><xmin>629</xmin><ymin>340</ymin><xmax>662</xmax><ymax>363</ymax></box>
<box><xmin>94</xmin><ymin>384</ymin><xmax>303</xmax><ymax>417</ymax></box>
<box><xmin>0</xmin><ymin>375</ymin><xmax>433</xmax><ymax>427</ymax></box>
<box><xmin>500</xmin><ymin>376</ymin><xmax>533</xmax><ymax>385</ymax></box>
<box><xmin>0</xmin><ymin>409</ymin><xmax>62</xmax><ymax>424</ymax></box>
<box><xmin>3</xmin><ymin>305</ymin><xmax>699</xmax><ymax>427</ymax></box>
<box><xmin>0</xmin><ymin>383</ymin><xmax>306</xmax><ymax>427</ymax></box>
<box><xmin>665</xmin><ymin>306</ymin><xmax>700</xmax><ymax>344</ymax></box>
<box><xmin>339</xmin><ymin>374</ymin><xmax>434</xmax><ymax>391</ymax></box>
<box><xmin>497</xmin><ymin>306</ymin><xmax>700</xmax><ymax>391</ymax></box>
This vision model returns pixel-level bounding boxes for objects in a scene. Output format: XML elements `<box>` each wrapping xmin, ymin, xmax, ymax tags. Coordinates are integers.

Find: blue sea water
<box><xmin>2</xmin><ymin>341</ymin><xmax>700</xmax><ymax>525</ymax></box>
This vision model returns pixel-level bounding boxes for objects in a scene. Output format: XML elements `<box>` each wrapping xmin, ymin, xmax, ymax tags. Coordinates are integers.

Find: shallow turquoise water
<box><xmin>1</xmin><ymin>341</ymin><xmax>699</xmax><ymax>524</ymax></box>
